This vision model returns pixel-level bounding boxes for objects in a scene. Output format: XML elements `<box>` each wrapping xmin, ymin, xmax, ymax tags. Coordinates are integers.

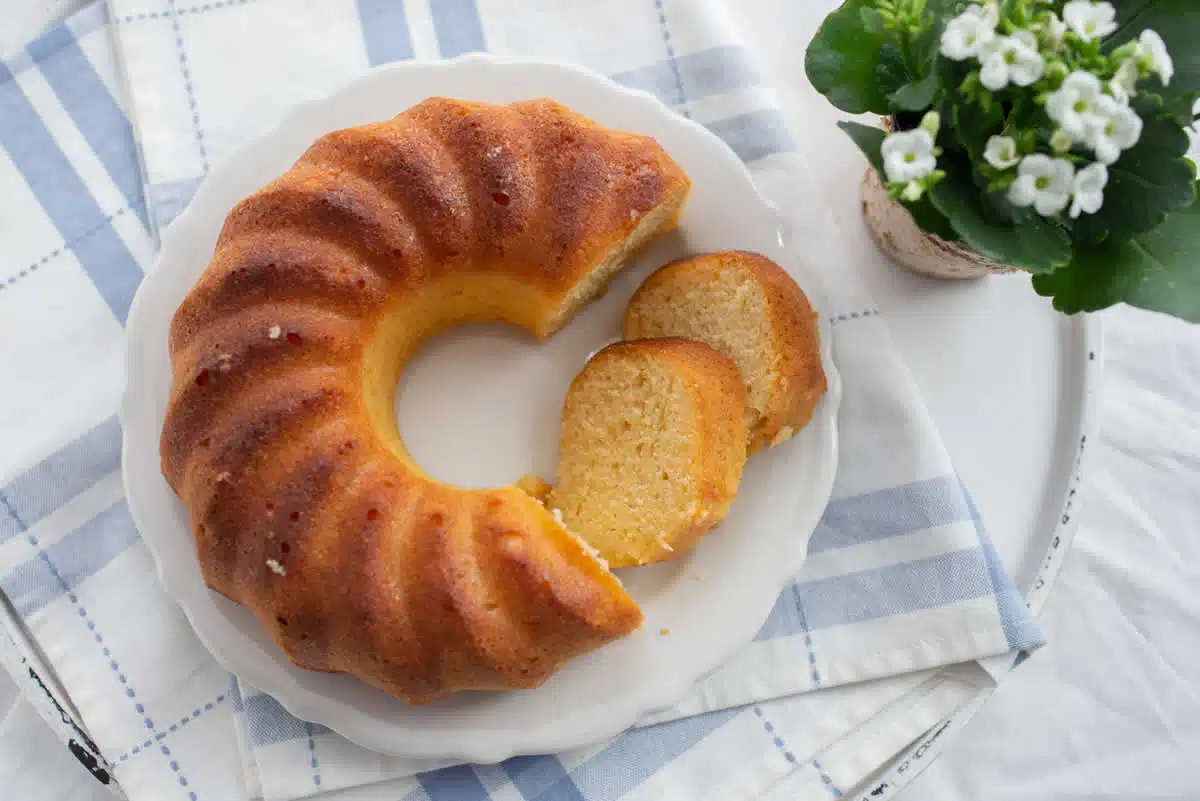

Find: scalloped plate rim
<box><xmin>120</xmin><ymin>53</ymin><xmax>841</xmax><ymax>762</ymax></box>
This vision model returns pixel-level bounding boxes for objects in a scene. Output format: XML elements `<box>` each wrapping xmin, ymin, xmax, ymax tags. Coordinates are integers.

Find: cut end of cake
<box><xmin>548</xmin><ymin>338</ymin><xmax>747</xmax><ymax>568</ymax></box>
<box><xmin>622</xmin><ymin>251</ymin><xmax>826</xmax><ymax>454</ymax></box>
<box><xmin>544</xmin><ymin>183</ymin><xmax>691</xmax><ymax>337</ymax></box>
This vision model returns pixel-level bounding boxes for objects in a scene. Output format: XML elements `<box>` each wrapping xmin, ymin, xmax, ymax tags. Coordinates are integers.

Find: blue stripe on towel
<box><xmin>456</xmin><ymin>713</ymin><xmax>735</xmax><ymax>801</ymax></box>
<box><xmin>501</xmin><ymin>755</ymin><xmax>586</xmax><ymax>801</ymax></box>
<box><xmin>705</xmin><ymin>109</ymin><xmax>795</xmax><ymax>163</ymax></box>
<box><xmin>430</xmin><ymin>0</ymin><xmax>486</xmax><ymax>56</ymax></box>
<box><xmin>146</xmin><ymin>176</ymin><xmax>204</xmax><ymax>232</ymax></box>
<box><xmin>229</xmin><ymin>676</ymin><xmax>245</xmax><ymax>712</ymax></box>
<box><xmin>244</xmin><ymin>693</ymin><xmax>331</xmax><ymax>747</ymax></box>
<box><xmin>979</xmin><ymin>534</ymin><xmax>1039</xmax><ymax>649</ymax></box>
<box><xmin>964</xmin><ymin>490</ymin><xmax>1044</xmax><ymax>650</ymax></box>
<box><xmin>0</xmin><ymin>500</ymin><xmax>140</xmax><ymax>617</ymax></box>
<box><xmin>756</xmin><ymin>548</ymin><xmax>994</xmax><ymax>640</ymax></box>
<box><xmin>144</xmin><ymin>44</ymin><xmax>776</xmax><ymax>233</ymax></box>
<box><xmin>0</xmin><ymin>416</ymin><xmax>122</xmax><ymax>544</ymax></box>
<box><xmin>568</xmin><ymin>708</ymin><xmax>739</xmax><ymax>798</ymax></box>
<box><xmin>63</xmin><ymin>1</ymin><xmax>110</xmax><ymax>39</ymax></box>
<box><xmin>355</xmin><ymin>0</ymin><xmax>416</xmax><ymax>66</ymax></box>
<box><xmin>248</xmin><ymin>692</ymin><xmax>736</xmax><ymax>773</ymax></box>
<box><xmin>26</xmin><ymin>19</ymin><xmax>149</xmax><ymax>228</ymax></box>
<box><xmin>809</xmin><ymin>476</ymin><xmax>973</xmax><ymax>553</ymax></box>
<box><xmin>609</xmin><ymin>46</ymin><xmax>766</xmax><ymax>106</ymax></box>
<box><xmin>0</xmin><ymin>63</ymin><xmax>142</xmax><ymax>321</ymax></box>
<box><xmin>420</xmin><ymin>765</ymin><xmax>491</xmax><ymax>801</ymax></box>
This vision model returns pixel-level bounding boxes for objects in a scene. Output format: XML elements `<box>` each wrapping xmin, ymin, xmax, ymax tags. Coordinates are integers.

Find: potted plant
<box><xmin>805</xmin><ymin>0</ymin><xmax>1199</xmax><ymax>322</ymax></box>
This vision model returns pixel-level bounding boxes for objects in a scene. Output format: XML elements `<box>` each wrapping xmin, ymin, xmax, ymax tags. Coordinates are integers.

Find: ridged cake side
<box><xmin>160</xmin><ymin>97</ymin><xmax>691</xmax><ymax>703</ymax></box>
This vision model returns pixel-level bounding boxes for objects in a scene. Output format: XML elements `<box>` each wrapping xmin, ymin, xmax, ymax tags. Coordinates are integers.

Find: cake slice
<box><xmin>549</xmin><ymin>339</ymin><xmax>748</xmax><ymax>568</ymax></box>
<box><xmin>622</xmin><ymin>251</ymin><xmax>827</xmax><ymax>454</ymax></box>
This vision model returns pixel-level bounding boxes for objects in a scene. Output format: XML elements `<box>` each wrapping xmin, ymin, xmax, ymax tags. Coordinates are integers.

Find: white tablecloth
<box><xmin>745</xmin><ymin>3</ymin><xmax>1200</xmax><ymax>798</ymax></box>
<box><xmin>2</xmin><ymin>1</ymin><xmax>1198</xmax><ymax>799</ymax></box>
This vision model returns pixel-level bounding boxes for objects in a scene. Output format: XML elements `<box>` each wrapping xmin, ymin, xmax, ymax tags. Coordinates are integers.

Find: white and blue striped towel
<box><xmin>0</xmin><ymin>2</ymin><xmax>1041</xmax><ymax>800</ymax></box>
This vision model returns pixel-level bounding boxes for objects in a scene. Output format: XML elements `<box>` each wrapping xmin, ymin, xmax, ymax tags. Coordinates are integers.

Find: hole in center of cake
<box><xmin>394</xmin><ymin>322</ymin><xmax>564</xmax><ymax>489</ymax></box>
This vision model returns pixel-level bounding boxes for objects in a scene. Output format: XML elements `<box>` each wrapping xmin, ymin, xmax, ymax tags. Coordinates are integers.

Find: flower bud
<box><xmin>1045</xmin><ymin>60</ymin><xmax>1069</xmax><ymax>85</ymax></box>
<box><xmin>901</xmin><ymin>181</ymin><xmax>925</xmax><ymax>202</ymax></box>
<box><xmin>918</xmin><ymin>111</ymin><xmax>941</xmax><ymax>138</ymax></box>
<box><xmin>1110</xmin><ymin>41</ymin><xmax>1138</xmax><ymax>61</ymax></box>
<box><xmin>1050</xmin><ymin>129</ymin><xmax>1074</xmax><ymax>153</ymax></box>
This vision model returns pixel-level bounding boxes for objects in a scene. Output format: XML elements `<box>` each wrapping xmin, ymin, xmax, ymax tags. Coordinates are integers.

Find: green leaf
<box><xmin>890</xmin><ymin>71</ymin><xmax>941</xmax><ymax>111</ymax></box>
<box><xmin>838</xmin><ymin>120</ymin><xmax>889</xmax><ymax>174</ymax></box>
<box><xmin>913</xmin><ymin>12</ymin><xmax>950</xmax><ymax>67</ymax></box>
<box><xmin>1033</xmin><ymin>189</ymin><xmax>1200</xmax><ymax>321</ymax></box>
<box><xmin>1107</xmin><ymin>1</ymin><xmax>1200</xmax><ymax>108</ymax></box>
<box><xmin>907</xmin><ymin>197</ymin><xmax>962</xmax><ymax>240</ymax></box>
<box><xmin>840</xmin><ymin>120</ymin><xmax>888</xmax><ymax>172</ymax></box>
<box><xmin>928</xmin><ymin>160</ymin><xmax>1073</xmax><ymax>273</ymax></box>
<box><xmin>805</xmin><ymin>0</ymin><xmax>896</xmax><ymax>114</ymax></box>
<box><xmin>1108</xmin><ymin>0</ymin><xmax>1159</xmax><ymax>20</ymax></box>
<box><xmin>948</xmin><ymin>99</ymin><xmax>1004</xmax><ymax>160</ymax></box>
<box><xmin>860</xmin><ymin>6</ymin><xmax>887</xmax><ymax>35</ymax></box>
<box><xmin>876</xmin><ymin>44</ymin><xmax>911</xmax><ymax>99</ymax></box>
<box><xmin>978</xmin><ymin>183</ymin><xmax>1023</xmax><ymax>225</ymax></box>
<box><xmin>837</xmin><ymin>121</ymin><xmax>959</xmax><ymax>241</ymax></box>
<box><xmin>1159</xmin><ymin>90</ymin><xmax>1200</xmax><ymax>127</ymax></box>
<box><xmin>1104</xmin><ymin>0</ymin><xmax>1200</xmax><ymax>125</ymax></box>
<box><xmin>925</xmin><ymin>0</ymin><xmax>967</xmax><ymax>14</ymax></box>
<box><xmin>1072</xmin><ymin>115</ymin><xmax>1197</xmax><ymax>243</ymax></box>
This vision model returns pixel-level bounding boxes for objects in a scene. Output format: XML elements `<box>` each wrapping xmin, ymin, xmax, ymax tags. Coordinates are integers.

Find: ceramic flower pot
<box><xmin>861</xmin><ymin>117</ymin><xmax>1016</xmax><ymax>280</ymax></box>
<box><xmin>858</xmin><ymin>166</ymin><xmax>1020</xmax><ymax>280</ymax></box>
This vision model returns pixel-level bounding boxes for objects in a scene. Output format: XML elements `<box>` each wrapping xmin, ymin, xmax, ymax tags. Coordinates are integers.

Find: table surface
<box><xmin>750</xmin><ymin>4</ymin><xmax>1200</xmax><ymax>799</ymax></box>
<box><xmin>2</xmin><ymin>2</ymin><xmax>1199</xmax><ymax>799</ymax></box>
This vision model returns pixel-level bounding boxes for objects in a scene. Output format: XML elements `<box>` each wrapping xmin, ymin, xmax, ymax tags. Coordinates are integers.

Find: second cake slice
<box><xmin>623</xmin><ymin>251</ymin><xmax>827</xmax><ymax>454</ymax></box>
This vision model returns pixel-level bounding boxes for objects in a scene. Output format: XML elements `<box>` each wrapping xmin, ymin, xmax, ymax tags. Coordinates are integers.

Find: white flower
<box><xmin>1063</xmin><ymin>1</ymin><xmax>1118</xmax><ymax>42</ymax></box>
<box><xmin>1069</xmin><ymin>162</ymin><xmax>1108</xmax><ymax>218</ymax></box>
<box><xmin>984</xmin><ymin>135</ymin><xmax>1021</xmax><ymax>169</ymax></box>
<box><xmin>1045</xmin><ymin>71</ymin><xmax>1104</xmax><ymax>140</ymax></box>
<box><xmin>1137</xmin><ymin>30</ymin><xmax>1174</xmax><ymax>86</ymax></box>
<box><xmin>1109</xmin><ymin>58</ymin><xmax>1140</xmax><ymax>103</ymax></box>
<box><xmin>1089</xmin><ymin>95</ymin><xmax>1143</xmax><ymax>164</ymax></box>
<box><xmin>1008</xmin><ymin>154</ymin><xmax>1075</xmax><ymax>216</ymax></box>
<box><xmin>940</xmin><ymin>3</ymin><xmax>1000</xmax><ymax>61</ymax></box>
<box><xmin>979</xmin><ymin>31</ymin><xmax>1045</xmax><ymax>90</ymax></box>
<box><xmin>881</xmin><ymin>129</ymin><xmax>937</xmax><ymax>184</ymax></box>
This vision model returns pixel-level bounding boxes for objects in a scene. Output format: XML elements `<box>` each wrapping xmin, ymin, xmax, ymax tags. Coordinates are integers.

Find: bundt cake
<box><xmin>160</xmin><ymin>97</ymin><xmax>692</xmax><ymax>704</ymax></box>
<box><xmin>549</xmin><ymin>339</ymin><xmax>748</xmax><ymax>568</ymax></box>
<box><xmin>622</xmin><ymin>251</ymin><xmax>827</xmax><ymax>453</ymax></box>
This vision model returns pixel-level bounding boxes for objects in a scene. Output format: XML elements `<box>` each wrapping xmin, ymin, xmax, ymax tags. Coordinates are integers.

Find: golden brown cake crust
<box><xmin>160</xmin><ymin>97</ymin><xmax>693</xmax><ymax>704</ymax></box>
<box><xmin>622</xmin><ymin>251</ymin><xmax>827</xmax><ymax>453</ymax></box>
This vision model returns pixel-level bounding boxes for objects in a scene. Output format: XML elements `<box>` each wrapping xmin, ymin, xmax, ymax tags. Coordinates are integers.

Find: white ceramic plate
<box><xmin>119</xmin><ymin>54</ymin><xmax>842</xmax><ymax>762</ymax></box>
